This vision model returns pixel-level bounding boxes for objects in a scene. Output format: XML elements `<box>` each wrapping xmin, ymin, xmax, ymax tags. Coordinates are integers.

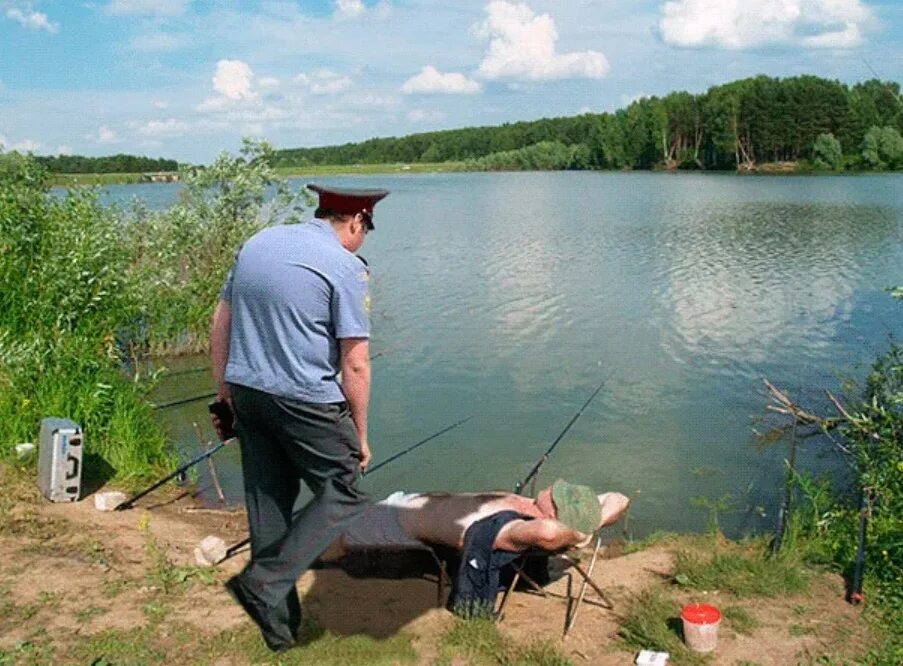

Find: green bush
<box><xmin>861</xmin><ymin>126</ymin><xmax>903</xmax><ymax>169</ymax></box>
<box><xmin>468</xmin><ymin>141</ymin><xmax>591</xmax><ymax>171</ymax></box>
<box><xmin>0</xmin><ymin>140</ymin><xmax>307</xmax><ymax>480</ymax></box>
<box><xmin>813</xmin><ymin>133</ymin><xmax>843</xmax><ymax>170</ymax></box>
<box><xmin>778</xmin><ymin>333</ymin><xmax>903</xmax><ymax>663</ymax></box>
<box><xmin>124</xmin><ymin>139</ymin><xmax>307</xmax><ymax>354</ymax></box>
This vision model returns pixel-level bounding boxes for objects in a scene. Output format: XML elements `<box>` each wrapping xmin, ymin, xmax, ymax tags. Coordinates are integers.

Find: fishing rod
<box><xmin>365</xmin><ymin>416</ymin><xmax>472</xmax><ymax>475</ymax></box>
<box><xmin>153</xmin><ymin>352</ymin><xmax>394</xmax><ymax>410</ymax></box>
<box><xmin>115</xmin><ymin>437</ymin><xmax>234</xmax><ymax>511</ymax></box>
<box><xmin>771</xmin><ymin>413</ymin><xmax>799</xmax><ymax>555</ymax></box>
<box><xmin>514</xmin><ymin>376</ymin><xmax>609</xmax><ymax>496</ymax></box>
<box><xmin>152</xmin><ymin>392</ymin><xmax>217</xmax><ymax>410</ymax></box>
<box><xmin>161</xmin><ymin>366</ymin><xmax>211</xmax><ymax>378</ymax></box>
<box><xmin>225</xmin><ymin>415</ymin><xmax>472</xmax><ymax>559</ymax></box>
<box><xmin>849</xmin><ymin>487</ymin><xmax>873</xmax><ymax>604</ymax></box>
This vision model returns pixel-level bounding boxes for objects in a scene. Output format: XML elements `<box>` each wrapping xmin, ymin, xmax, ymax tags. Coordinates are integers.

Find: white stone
<box><xmin>194</xmin><ymin>535</ymin><xmax>227</xmax><ymax>566</ymax></box>
<box><xmin>636</xmin><ymin>651</ymin><xmax>670</xmax><ymax>666</ymax></box>
<box><xmin>94</xmin><ymin>491</ymin><xmax>129</xmax><ymax>512</ymax></box>
<box><xmin>15</xmin><ymin>443</ymin><xmax>35</xmax><ymax>458</ymax></box>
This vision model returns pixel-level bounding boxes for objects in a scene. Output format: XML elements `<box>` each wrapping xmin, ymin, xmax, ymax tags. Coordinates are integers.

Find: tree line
<box><xmin>274</xmin><ymin>75</ymin><xmax>903</xmax><ymax>171</ymax></box>
<box><xmin>34</xmin><ymin>153</ymin><xmax>179</xmax><ymax>174</ymax></box>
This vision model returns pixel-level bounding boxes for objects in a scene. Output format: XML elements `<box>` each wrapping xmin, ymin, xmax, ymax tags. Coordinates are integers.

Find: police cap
<box><xmin>307</xmin><ymin>183</ymin><xmax>389</xmax><ymax>229</ymax></box>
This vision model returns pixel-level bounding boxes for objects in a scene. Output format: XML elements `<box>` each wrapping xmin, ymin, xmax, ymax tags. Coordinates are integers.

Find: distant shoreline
<box><xmin>51</xmin><ymin>161</ymin><xmax>902</xmax><ymax>187</ymax></box>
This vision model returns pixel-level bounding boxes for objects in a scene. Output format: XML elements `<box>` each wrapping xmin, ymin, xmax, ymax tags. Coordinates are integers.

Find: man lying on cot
<box><xmin>321</xmin><ymin>480</ymin><xmax>629</xmax><ymax>558</ymax></box>
<box><xmin>319</xmin><ymin>480</ymin><xmax>629</xmax><ymax>614</ymax></box>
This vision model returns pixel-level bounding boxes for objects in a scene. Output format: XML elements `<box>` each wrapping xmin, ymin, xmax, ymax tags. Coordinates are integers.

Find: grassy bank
<box><xmin>0</xmin><ymin>141</ymin><xmax>299</xmax><ymax>482</ymax></box>
<box><xmin>275</xmin><ymin>161</ymin><xmax>470</xmax><ymax>177</ymax></box>
<box><xmin>48</xmin><ymin>159</ymin><xmax>903</xmax><ymax>188</ymax></box>
<box><xmin>49</xmin><ymin>172</ymin><xmax>148</xmax><ymax>187</ymax></box>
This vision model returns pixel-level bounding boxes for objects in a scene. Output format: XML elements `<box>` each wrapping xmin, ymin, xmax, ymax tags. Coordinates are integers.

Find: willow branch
<box><xmin>763</xmin><ymin>379</ymin><xmax>844</xmax><ymax>431</ymax></box>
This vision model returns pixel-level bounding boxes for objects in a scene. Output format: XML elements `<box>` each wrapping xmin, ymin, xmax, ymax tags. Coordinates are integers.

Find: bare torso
<box><xmin>324</xmin><ymin>490</ymin><xmax>627</xmax><ymax>561</ymax></box>
<box><xmin>397</xmin><ymin>492</ymin><xmax>545</xmax><ymax>549</ymax></box>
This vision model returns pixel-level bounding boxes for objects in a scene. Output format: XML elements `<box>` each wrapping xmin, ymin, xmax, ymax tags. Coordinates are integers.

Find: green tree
<box><xmin>813</xmin><ymin>133</ymin><xmax>843</xmax><ymax>170</ymax></box>
<box><xmin>862</xmin><ymin>126</ymin><xmax>903</xmax><ymax>169</ymax></box>
<box><xmin>419</xmin><ymin>143</ymin><xmax>442</xmax><ymax>163</ymax></box>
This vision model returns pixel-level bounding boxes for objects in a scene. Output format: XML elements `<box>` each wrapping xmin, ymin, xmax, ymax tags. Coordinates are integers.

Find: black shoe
<box><xmin>225</xmin><ymin>575</ymin><xmax>296</xmax><ymax>652</ymax></box>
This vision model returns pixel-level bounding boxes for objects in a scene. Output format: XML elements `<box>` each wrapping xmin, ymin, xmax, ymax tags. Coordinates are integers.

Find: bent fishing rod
<box><xmin>514</xmin><ymin>376</ymin><xmax>609</xmax><ymax>496</ymax></box>
<box><xmin>224</xmin><ymin>415</ymin><xmax>472</xmax><ymax>558</ymax></box>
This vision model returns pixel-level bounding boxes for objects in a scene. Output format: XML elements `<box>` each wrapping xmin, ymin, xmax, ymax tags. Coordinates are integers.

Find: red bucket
<box><xmin>681</xmin><ymin>603</ymin><xmax>721</xmax><ymax>653</ymax></box>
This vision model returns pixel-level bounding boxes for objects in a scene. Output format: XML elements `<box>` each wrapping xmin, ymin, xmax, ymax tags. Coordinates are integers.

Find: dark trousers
<box><xmin>231</xmin><ymin>384</ymin><xmax>369</xmax><ymax>608</ymax></box>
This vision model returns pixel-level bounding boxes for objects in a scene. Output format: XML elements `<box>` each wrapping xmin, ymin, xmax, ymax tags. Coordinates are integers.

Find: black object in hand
<box><xmin>208</xmin><ymin>400</ymin><xmax>236</xmax><ymax>440</ymax></box>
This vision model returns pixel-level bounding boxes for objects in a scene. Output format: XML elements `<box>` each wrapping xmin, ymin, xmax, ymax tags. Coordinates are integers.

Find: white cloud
<box><xmin>106</xmin><ymin>0</ymin><xmax>191</xmax><ymax>16</ymax></box>
<box><xmin>96</xmin><ymin>126</ymin><xmax>118</xmax><ymax>143</ymax></box>
<box><xmin>402</xmin><ymin>65</ymin><xmax>481</xmax><ymax>95</ymax></box>
<box><xmin>801</xmin><ymin>21</ymin><xmax>861</xmax><ymax>48</ymax></box>
<box><xmin>139</xmin><ymin>118</ymin><xmax>189</xmax><ymax>136</ymax></box>
<box><xmin>11</xmin><ymin>138</ymin><xmax>41</xmax><ymax>152</ymax></box>
<box><xmin>0</xmin><ymin>133</ymin><xmax>40</xmax><ymax>152</ymax></box>
<box><xmin>346</xmin><ymin>92</ymin><xmax>400</xmax><ymax>110</ymax></box>
<box><xmin>56</xmin><ymin>145</ymin><xmax>73</xmax><ymax>155</ymax></box>
<box><xmin>153</xmin><ymin>100</ymin><xmax>169</xmax><ymax>110</ymax></box>
<box><xmin>335</xmin><ymin>0</ymin><xmax>365</xmax><ymax>19</ymax></box>
<box><xmin>334</xmin><ymin>0</ymin><xmax>391</xmax><ymax>20</ymax></box>
<box><xmin>5</xmin><ymin>6</ymin><xmax>58</xmax><ymax>32</ymax></box>
<box><xmin>295</xmin><ymin>70</ymin><xmax>353</xmax><ymax>95</ymax></box>
<box><xmin>475</xmin><ymin>1</ymin><xmax>609</xmax><ymax>81</ymax></box>
<box><xmin>195</xmin><ymin>60</ymin><xmax>292</xmax><ymax>128</ymax></box>
<box><xmin>212</xmin><ymin>59</ymin><xmax>257</xmax><ymax>101</ymax></box>
<box><xmin>658</xmin><ymin>0</ymin><xmax>874</xmax><ymax>50</ymax></box>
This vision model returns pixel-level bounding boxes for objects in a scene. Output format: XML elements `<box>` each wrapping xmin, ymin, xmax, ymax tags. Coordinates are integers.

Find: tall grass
<box><xmin>437</xmin><ymin>617</ymin><xmax>572</xmax><ymax>666</ymax></box>
<box><xmin>674</xmin><ymin>543</ymin><xmax>808</xmax><ymax>598</ymax></box>
<box><xmin>769</xmin><ymin>327</ymin><xmax>903</xmax><ymax>663</ymax></box>
<box><xmin>0</xmin><ymin>140</ymin><xmax>306</xmax><ymax>481</ymax></box>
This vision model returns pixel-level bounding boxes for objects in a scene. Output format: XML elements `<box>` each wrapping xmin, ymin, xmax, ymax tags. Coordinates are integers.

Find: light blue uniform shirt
<box><xmin>220</xmin><ymin>219</ymin><xmax>370</xmax><ymax>403</ymax></box>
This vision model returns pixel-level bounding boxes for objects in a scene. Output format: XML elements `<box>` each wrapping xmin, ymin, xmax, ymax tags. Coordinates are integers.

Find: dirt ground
<box><xmin>0</xmin><ymin>482</ymin><xmax>872</xmax><ymax>665</ymax></box>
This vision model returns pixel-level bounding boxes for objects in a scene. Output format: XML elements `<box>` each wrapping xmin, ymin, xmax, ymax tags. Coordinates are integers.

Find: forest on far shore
<box><xmin>33</xmin><ymin>153</ymin><xmax>179</xmax><ymax>175</ymax></box>
<box><xmin>274</xmin><ymin>75</ymin><xmax>903</xmax><ymax>172</ymax></box>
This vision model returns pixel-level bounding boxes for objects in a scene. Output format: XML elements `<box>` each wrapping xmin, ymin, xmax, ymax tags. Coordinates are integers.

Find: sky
<box><xmin>0</xmin><ymin>0</ymin><xmax>901</xmax><ymax>163</ymax></box>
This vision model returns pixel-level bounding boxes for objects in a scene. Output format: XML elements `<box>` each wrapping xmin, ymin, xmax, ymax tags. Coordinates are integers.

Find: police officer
<box><xmin>210</xmin><ymin>183</ymin><xmax>388</xmax><ymax>652</ymax></box>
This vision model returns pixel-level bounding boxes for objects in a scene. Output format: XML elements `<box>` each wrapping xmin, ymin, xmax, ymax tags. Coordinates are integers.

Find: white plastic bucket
<box><xmin>681</xmin><ymin>603</ymin><xmax>721</xmax><ymax>653</ymax></box>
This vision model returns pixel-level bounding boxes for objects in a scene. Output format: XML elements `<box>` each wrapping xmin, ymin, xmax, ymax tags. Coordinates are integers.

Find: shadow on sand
<box><xmin>301</xmin><ymin>550</ymin><xmax>454</xmax><ymax>638</ymax></box>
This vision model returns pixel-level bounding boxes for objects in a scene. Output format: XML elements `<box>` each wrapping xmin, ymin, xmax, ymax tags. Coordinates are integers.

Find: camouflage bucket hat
<box><xmin>551</xmin><ymin>479</ymin><xmax>601</xmax><ymax>535</ymax></box>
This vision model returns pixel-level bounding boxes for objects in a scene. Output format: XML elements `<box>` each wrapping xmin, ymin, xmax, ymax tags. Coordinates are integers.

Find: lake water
<box><xmin>98</xmin><ymin>172</ymin><xmax>903</xmax><ymax>538</ymax></box>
